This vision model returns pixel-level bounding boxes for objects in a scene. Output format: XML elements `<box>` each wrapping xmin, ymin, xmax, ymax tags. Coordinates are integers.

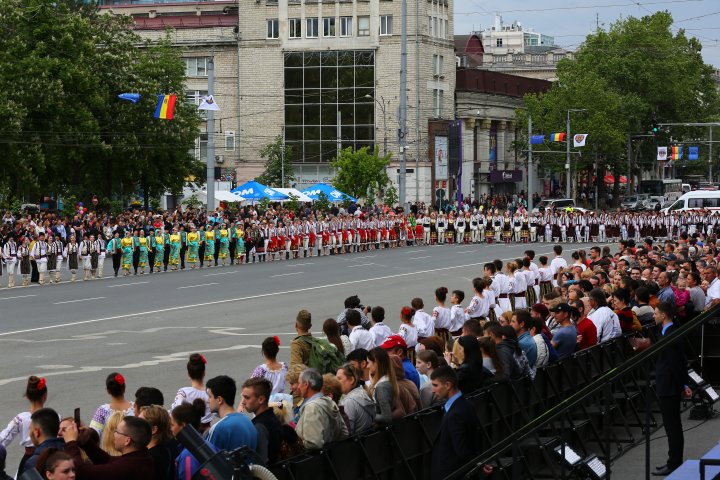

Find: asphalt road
<box><xmin>0</xmin><ymin>240</ymin><xmax>604</xmax><ymax>471</ymax></box>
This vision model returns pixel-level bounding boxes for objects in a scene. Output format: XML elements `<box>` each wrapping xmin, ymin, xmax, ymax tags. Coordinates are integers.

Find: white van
<box><xmin>662</xmin><ymin>191</ymin><xmax>720</xmax><ymax>212</ymax></box>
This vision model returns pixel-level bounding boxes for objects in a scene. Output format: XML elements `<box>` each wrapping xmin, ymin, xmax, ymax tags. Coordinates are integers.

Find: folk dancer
<box><xmin>3</xmin><ymin>236</ymin><xmax>18</xmax><ymax>287</ymax></box>
<box><xmin>107</xmin><ymin>232</ymin><xmax>122</xmax><ymax>277</ymax></box>
<box><xmin>48</xmin><ymin>234</ymin><xmax>64</xmax><ymax>283</ymax></box>
<box><xmin>137</xmin><ymin>231</ymin><xmax>150</xmax><ymax>274</ymax></box>
<box><xmin>169</xmin><ymin>228</ymin><xmax>182</xmax><ymax>270</ymax></box>
<box><xmin>18</xmin><ymin>237</ymin><xmax>32</xmax><ymax>286</ymax></box>
<box><xmin>65</xmin><ymin>235</ymin><xmax>81</xmax><ymax>281</ymax></box>
<box><xmin>31</xmin><ymin>232</ymin><xmax>49</xmax><ymax>285</ymax></box>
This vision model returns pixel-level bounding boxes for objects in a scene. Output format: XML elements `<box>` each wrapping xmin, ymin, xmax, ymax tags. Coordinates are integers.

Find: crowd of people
<box><xmin>2</xmin><ymin>202</ymin><xmax>720</xmax><ymax>289</ymax></box>
<box><xmin>0</xmin><ymin>225</ymin><xmax>716</xmax><ymax>478</ymax></box>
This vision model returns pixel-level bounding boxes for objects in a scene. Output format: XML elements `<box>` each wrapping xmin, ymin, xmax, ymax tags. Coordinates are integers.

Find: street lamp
<box><xmin>365</xmin><ymin>94</ymin><xmax>388</xmax><ymax>157</ymax></box>
<box><xmin>566</xmin><ymin>109</ymin><xmax>587</xmax><ymax>200</ymax></box>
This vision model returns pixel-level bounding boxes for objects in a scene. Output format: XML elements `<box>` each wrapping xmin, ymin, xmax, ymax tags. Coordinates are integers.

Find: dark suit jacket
<box><xmin>431</xmin><ymin>395</ymin><xmax>479</xmax><ymax>479</ymax></box>
<box><xmin>655</xmin><ymin>323</ymin><xmax>687</xmax><ymax>397</ymax></box>
<box><xmin>65</xmin><ymin>440</ymin><xmax>155</xmax><ymax>480</ymax></box>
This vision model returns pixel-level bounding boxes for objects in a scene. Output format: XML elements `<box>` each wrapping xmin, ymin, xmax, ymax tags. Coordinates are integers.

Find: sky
<box><xmin>452</xmin><ymin>0</ymin><xmax>720</xmax><ymax>67</ymax></box>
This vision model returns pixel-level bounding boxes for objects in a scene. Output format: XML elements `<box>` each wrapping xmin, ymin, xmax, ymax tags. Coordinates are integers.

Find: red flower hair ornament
<box><xmin>273</xmin><ymin>336</ymin><xmax>281</xmax><ymax>346</ymax></box>
<box><xmin>199</xmin><ymin>354</ymin><xmax>207</xmax><ymax>364</ymax></box>
<box><xmin>37</xmin><ymin>378</ymin><xmax>46</xmax><ymax>391</ymax></box>
<box><xmin>114</xmin><ymin>374</ymin><xmax>125</xmax><ymax>386</ymax></box>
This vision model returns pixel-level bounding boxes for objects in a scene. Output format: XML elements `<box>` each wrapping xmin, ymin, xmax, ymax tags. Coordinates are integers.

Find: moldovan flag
<box><xmin>154</xmin><ymin>94</ymin><xmax>176</xmax><ymax>120</ymax></box>
<box><xmin>550</xmin><ymin>133</ymin><xmax>566</xmax><ymax>142</ymax></box>
<box><xmin>573</xmin><ymin>134</ymin><xmax>588</xmax><ymax>147</ymax></box>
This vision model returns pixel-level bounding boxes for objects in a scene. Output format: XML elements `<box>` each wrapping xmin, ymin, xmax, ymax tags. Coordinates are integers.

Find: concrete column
<box><xmin>462</xmin><ymin>118</ymin><xmax>475</xmax><ymax>200</ymax></box>
<box><xmin>476</xmin><ymin>119</ymin><xmax>491</xmax><ymax>195</ymax></box>
<box><xmin>496</xmin><ymin>121</ymin><xmax>506</xmax><ymax>168</ymax></box>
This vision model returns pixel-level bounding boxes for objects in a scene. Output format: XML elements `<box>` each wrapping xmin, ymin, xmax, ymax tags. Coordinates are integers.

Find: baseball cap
<box><xmin>380</xmin><ymin>335</ymin><xmax>408</xmax><ymax>350</ymax></box>
<box><xmin>550</xmin><ymin>303</ymin><xmax>573</xmax><ymax>313</ymax></box>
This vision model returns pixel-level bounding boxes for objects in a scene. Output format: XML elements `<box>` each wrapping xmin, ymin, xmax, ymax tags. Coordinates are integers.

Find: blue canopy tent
<box><xmin>301</xmin><ymin>183</ymin><xmax>357</xmax><ymax>203</ymax></box>
<box><xmin>231</xmin><ymin>181</ymin><xmax>288</xmax><ymax>202</ymax></box>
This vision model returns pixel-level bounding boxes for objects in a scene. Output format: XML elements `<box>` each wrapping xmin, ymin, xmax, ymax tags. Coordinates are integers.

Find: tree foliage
<box><xmin>330</xmin><ymin>146</ymin><xmax>392</xmax><ymax>202</ymax></box>
<box><xmin>256</xmin><ymin>135</ymin><xmax>294</xmax><ymax>188</ymax></box>
<box><xmin>517</xmin><ymin>12</ymin><xmax>719</xmax><ymax>203</ymax></box>
<box><xmin>0</xmin><ymin>0</ymin><xmax>203</xmax><ymax>206</ymax></box>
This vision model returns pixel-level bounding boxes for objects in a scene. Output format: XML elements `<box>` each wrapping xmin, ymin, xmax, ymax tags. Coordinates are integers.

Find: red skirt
<box><xmin>415</xmin><ymin>225</ymin><xmax>423</xmax><ymax>237</ymax></box>
<box><xmin>389</xmin><ymin>229</ymin><xmax>397</xmax><ymax>240</ymax></box>
<box><xmin>309</xmin><ymin>232</ymin><xmax>316</xmax><ymax>245</ymax></box>
<box><xmin>342</xmin><ymin>231</ymin><xmax>349</xmax><ymax>243</ymax></box>
<box><xmin>291</xmin><ymin>235</ymin><xmax>300</xmax><ymax>247</ymax></box>
<box><xmin>359</xmin><ymin>230</ymin><xmax>367</xmax><ymax>242</ymax></box>
<box><xmin>322</xmin><ymin>232</ymin><xmax>330</xmax><ymax>243</ymax></box>
<box><xmin>268</xmin><ymin>238</ymin><xmax>278</xmax><ymax>251</ymax></box>
<box><xmin>381</xmin><ymin>228</ymin><xmax>388</xmax><ymax>238</ymax></box>
<box><xmin>407</xmin><ymin>227</ymin><xmax>415</xmax><ymax>238</ymax></box>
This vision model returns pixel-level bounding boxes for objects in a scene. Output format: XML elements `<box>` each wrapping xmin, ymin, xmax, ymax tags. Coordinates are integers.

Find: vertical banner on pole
<box><xmin>448</xmin><ymin>120</ymin><xmax>463</xmax><ymax>203</ymax></box>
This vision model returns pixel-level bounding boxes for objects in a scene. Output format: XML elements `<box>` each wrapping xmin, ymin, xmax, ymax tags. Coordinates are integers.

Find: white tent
<box><xmin>274</xmin><ymin>188</ymin><xmax>313</xmax><ymax>203</ymax></box>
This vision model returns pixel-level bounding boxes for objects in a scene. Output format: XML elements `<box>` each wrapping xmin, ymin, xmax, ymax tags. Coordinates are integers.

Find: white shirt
<box><xmin>349</xmin><ymin>325</ymin><xmax>376</xmax><ymax>352</ymax></box>
<box><xmin>369</xmin><ymin>322</ymin><xmax>393</xmax><ymax>347</ymax></box>
<box><xmin>706</xmin><ymin>277</ymin><xmax>720</xmax><ymax>307</ymax></box>
<box><xmin>0</xmin><ymin>411</ymin><xmax>32</xmax><ymax>448</ymax></box>
<box><xmin>398</xmin><ymin>323</ymin><xmax>418</xmax><ymax>348</ymax></box>
<box><xmin>550</xmin><ymin>256</ymin><xmax>568</xmax><ymax>276</ymax></box>
<box><xmin>513</xmin><ymin>271</ymin><xmax>527</xmax><ymax>294</ymax></box>
<box><xmin>412</xmin><ymin>309</ymin><xmax>435</xmax><ymax>338</ymax></box>
<box><xmin>171</xmin><ymin>386</ymin><xmax>213</xmax><ymax>424</ymax></box>
<box><xmin>449</xmin><ymin>305</ymin><xmax>466</xmax><ymax>332</ymax></box>
<box><xmin>588</xmin><ymin>306</ymin><xmax>621</xmax><ymax>343</ymax></box>
<box><xmin>433</xmin><ymin>306</ymin><xmax>452</xmax><ymax>330</ymax></box>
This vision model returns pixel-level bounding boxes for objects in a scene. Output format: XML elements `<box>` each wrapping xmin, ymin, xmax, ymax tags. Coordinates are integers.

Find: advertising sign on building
<box><xmin>435</xmin><ymin>136</ymin><xmax>448</xmax><ymax>181</ymax></box>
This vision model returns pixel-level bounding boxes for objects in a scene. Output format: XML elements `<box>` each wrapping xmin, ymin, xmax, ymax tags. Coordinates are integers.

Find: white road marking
<box><xmin>0</xmin><ymin>247</ymin><xmax>609</xmax><ymax>338</ymax></box>
<box><xmin>177</xmin><ymin>283</ymin><xmax>219</xmax><ymax>289</ymax></box>
<box><xmin>408</xmin><ymin>256</ymin><xmax>431</xmax><ymax>260</ymax></box>
<box><xmin>107</xmin><ymin>281</ymin><xmax>149</xmax><ymax>288</ymax></box>
<box><xmin>347</xmin><ymin>263</ymin><xmax>375</xmax><ymax>268</ymax></box>
<box><xmin>53</xmin><ymin>297</ymin><xmax>106</xmax><ymax>305</ymax></box>
<box><xmin>287</xmin><ymin>263</ymin><xmax>314</xmax><ymax>267</ymax></box>
<box><xmin>411</xmin><ymin>249</ymin><xmax>427</xmax><ymax>253</ymax></box>
<box><xmin>203</xmin><ymin>271</ymin><xmax>240</xmax><ymax>277</ymax></box>
<box><xmin>0</xmin><ymin>294</ymin><xmax>37</xmax><ymax>300</ymax></box>
<box><xmin>271</xmin><ymin>272</ymin><xmax>303</xmax><ymax>277</ymax></box>
<box><xmin>457</xmin><ymin>250</ymin><xmax>478</xmax><ymax>254</ymax></box>
<box><xmin>354</xmin><ymin>255</ymin><xmax>377</xmax><ymax>259</ymax></box>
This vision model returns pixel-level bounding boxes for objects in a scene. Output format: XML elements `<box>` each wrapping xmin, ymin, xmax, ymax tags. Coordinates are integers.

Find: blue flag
<box><xmin>688</xmin><ymin>146</ymin><xmax>699</xmax><ymax>160</ymax></box>
<box><xmin>530</xmin><ymin>135</ymin><xmax>545</xmax><ymax>145</ymax></box>
<box><xmin>118</xmin><ymin>93</ymin><xmax>141</xmax><ymax>103</ymax></box>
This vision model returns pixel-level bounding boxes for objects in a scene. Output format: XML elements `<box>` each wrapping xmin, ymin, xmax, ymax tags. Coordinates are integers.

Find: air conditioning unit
<box><xmin>215</xmin><ymin>155</ymin><xmax>225</xmax><ymax>164</ymax></box>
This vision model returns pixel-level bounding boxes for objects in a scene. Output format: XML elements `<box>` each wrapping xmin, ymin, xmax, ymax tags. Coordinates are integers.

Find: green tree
<box><xmin>383</xmin><ymin>184</ymin><xmax>399</xmax><ymax>207</ymax></box>
<box><xmin>517</xmin><ymin>11</ymin><xmax>718</xmax><ymax>206</ymax></box>
<box><xmin>314</xmin><ymin>192</ymin><xmax>331</xmax><ymax>213</ymax></box>
<box><xmin>284</xmin><ymin>194</ymin><xmax>301</xmax><ymax>215</ymax></box>
<box><xmin>330</xmin><ymin>146</ymin><xmax>392</xmax><ymax>202</ymax></box>
<box><xmin>0</xmin><ymin>0</ymin><xmax>202</xmax><ymax>207</ymax></box>
<box><xmin>256</xmin><ymin>135</ymin><xmax>294</xmax><ymax>188</ymax></box>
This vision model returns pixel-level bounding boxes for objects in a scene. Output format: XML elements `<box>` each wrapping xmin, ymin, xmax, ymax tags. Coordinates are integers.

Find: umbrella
<box><xmin>231</xmin><ymin>180</ymin><xmax>288</xmax><ymax>202</ymax></box>
<box><xmin>274</xmin><ymin>188</ymin><xmax>313</xmax><ymax>203</ymax></box>
<box><xmin>301</xmin><ymin>183</ymin><xmax>357</xmax><ymax>203</ymax></box>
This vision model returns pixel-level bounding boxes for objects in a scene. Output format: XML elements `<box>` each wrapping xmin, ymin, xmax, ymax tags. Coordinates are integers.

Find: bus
<box><xmin>638</xmin><ymin>179</ymin><xmax>683</xmax><ymax>203</ymax></box>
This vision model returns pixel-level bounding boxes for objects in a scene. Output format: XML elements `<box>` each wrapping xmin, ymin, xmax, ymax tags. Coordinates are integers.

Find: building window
<box><xmin>496</xmin><ymin>38</ymin><xmax>503</xmax><ymax>47</ymax></box>
<box><xmin>323</xmin><ymin>17</ymin><xmax>336</xmax><ymax>37</ymax></box>
<box><xmin>306</xmin><ymin>17</ymin><xmax>319</xmax><ymax>38</ymax></box>
<box><xmin>553</xmin><ymin>53</ymin><xmax>565</xmax><ymax>62</ymax></box>
<box><xmin>340</xmin><ymin>16</ymin><xmax>352</xmax><ymax>37</ymax></box>
<box><xmin>267</xmin><ymin>19</ymin><xmax>279</xmax><ymax>39</ymax></box>
<box><xmin>433</xmin><ymin>54</ymin><xmax>443</xmax><ymax>76</ymax></box>
<box><xmin>428</xmin><ymin>16</ymin><xmax>432</xmax><ymax>36</ymax></box>
<box><xmin>195</xmin><ymin>133</ymin><xmax>208</xmax><ymax>162</ymax></box>
<box><xmin>444</xmin><ymin>19</ymin><xmax>448</xmax><ymax>38</ymax></box>
<box><xmin>283</xmin><ymin>50</ymin><xmax>376</xmax><ymax>163</ymax></box>
<box><xmin>225</xmin><ymin>131</ymin><xmax>236</xmax><ymax>151</ymax></box>
<box><xmin>433</xmin><ymin>89</ymin><xmax>443</xmax><ymax>117</ymax></box>
<box><xmin>433</xmin><ymin>17</ymin><xmax>439</xmax><ymax>38</ymax></box>
<box><xmin>185</xmin><ymin>90</ymin><xmax>208</xmax><ymax>119</ymax></box>
<box><xmin>289</xmin><ymin>18</ymin><xmax>302</xmax><ymax>38</ymax></box>
<box><xmin>358</xmin><ymin>16</ymin><xmax>370</xmax><ymax>36</ymax></box>
<box><xmin>380</xmin><ymin>15</ymin><xmax>392</xmax><ymax>35</ymax></box>
<box><xmin>183</xmin><ymin>57</ymin><xmax>207</xmax><ymax>77</ymax></box>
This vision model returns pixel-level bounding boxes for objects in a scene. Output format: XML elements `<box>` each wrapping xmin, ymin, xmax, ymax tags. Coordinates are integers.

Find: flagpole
<box><xmin>528</xmin><ymin>116</ymin><xmax>534</xmax><ymax>212</ymax></box>
<box><xmin>207</xmin><ymin>55</ymin><xmax>216</xmax><ymax>214</ymax></box>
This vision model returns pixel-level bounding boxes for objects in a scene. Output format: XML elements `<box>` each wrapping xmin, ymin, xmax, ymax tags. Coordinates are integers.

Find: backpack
<box><xmin>301</xmin><ymin>336</ymin><xmax>346</xmax><ymax>374</ymax></box>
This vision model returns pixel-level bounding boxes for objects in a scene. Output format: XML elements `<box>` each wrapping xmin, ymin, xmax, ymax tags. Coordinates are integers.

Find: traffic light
<box><xmin>651</xmin><ymin>114</ymin><xmax>659</xmax><ymax>135</ymax></box>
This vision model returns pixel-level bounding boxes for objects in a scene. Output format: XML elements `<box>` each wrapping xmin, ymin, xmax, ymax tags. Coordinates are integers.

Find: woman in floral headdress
<box><xmin>250</xmin><ymin>336</ymin><xmax>288</xmax><ymax>396</ymax></box>
<box><xmin>89</xmin><ymin>372</ymin><xmax>134</xmax><ymax>435</ymax></box>
<box><xmin>0</xmin><ymin>376</ymin><xmax>48</xmax><ymax>472</ymax></box>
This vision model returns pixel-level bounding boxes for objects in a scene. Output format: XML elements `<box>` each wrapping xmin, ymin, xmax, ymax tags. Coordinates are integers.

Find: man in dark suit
<box><xmin>653</xmin><ymin>301</ymin><xmax>691</xmax><ymax>476</ymax></box>
<box><xmin>430</xmin><ymin>365</ymin><xmax>489</xmax><ymax>479</ymax></box>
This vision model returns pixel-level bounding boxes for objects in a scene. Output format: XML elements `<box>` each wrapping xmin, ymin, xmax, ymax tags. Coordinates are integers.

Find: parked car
<box><xmin>620</xmin><ymin>194</ymin><xmax>650</xmax><ymax>211</ymax></box>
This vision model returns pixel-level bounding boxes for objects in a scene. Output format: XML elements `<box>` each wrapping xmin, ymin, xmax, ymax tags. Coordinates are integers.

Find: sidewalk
<box><xmin>611</xmin><ymin>407</ymin><xmax>719</xmax><ymax>479</ymax></box>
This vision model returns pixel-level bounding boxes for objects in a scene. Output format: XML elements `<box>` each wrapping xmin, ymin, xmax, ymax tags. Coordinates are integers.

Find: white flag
<box><xmin>657</xmin><ymin>146</ymin><xmax>668</xmax><ymax>161</ymax></box>
<box><xmin>198</xmin><ymin>95</ymin><xmax>220</xmax><ymax>111</ymax></box>
<box><xmin>573</xmin><ymin>134</ymin><xmax>588</xmax><ymax>147</ymax></box>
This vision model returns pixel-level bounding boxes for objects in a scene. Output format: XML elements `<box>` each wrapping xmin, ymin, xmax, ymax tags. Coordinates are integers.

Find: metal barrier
<box><xmin>270</xmin><ymin>326</ymin><xmax>666</xmax><ymax>480</ymax></box>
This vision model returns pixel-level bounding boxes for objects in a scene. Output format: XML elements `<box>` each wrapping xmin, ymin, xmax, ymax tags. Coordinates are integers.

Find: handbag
<box><xmin>629</xmin><ymin>336</ymin><xmax>652</xmax><ymax>353</ymax></box>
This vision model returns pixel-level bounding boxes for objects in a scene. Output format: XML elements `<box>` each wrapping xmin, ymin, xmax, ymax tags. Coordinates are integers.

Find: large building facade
<box><xmin>100</xmin><ymin>0</ymin><xmax>454</xmax><ymax>204</ymax></box>
<box><xmin>238</xmin><ymin>0</ymin><xmax>455</xmax><ymax>201</ymax></box>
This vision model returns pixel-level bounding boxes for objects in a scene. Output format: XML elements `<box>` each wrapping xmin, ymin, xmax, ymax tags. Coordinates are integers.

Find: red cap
<box><xmin>380</xmin><ymin>335</ymin><xmax>408</xmax><ymax>350</ymax></box>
